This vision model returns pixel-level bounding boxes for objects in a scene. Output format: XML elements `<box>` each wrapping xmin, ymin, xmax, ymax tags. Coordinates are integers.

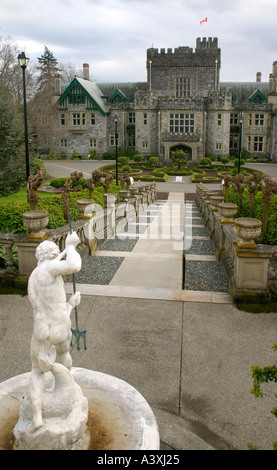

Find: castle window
<box><xmin>216</xmin><ymin>143</ymin><xmax>222</xmax><ymax>150</ymax></box>
<box><xmin>254</xmin><ymin>136</ymin><xmax>264</xmax><ymax>152</ymax></box>
<box><xmin>110</xmin><ymin>134</ymin><xmax>115</xmax><ymax>146</ymax></box>
<box><xmin>218</xmin><ymin>114</ymin><xmax>222</xmax><ymax>126</ymax></box>
<box><xmin>82</xmin><ymin>113</ymin><xmax>86</xmax><ymax>125</ymax></box>
<box><xmin>69</xmin><ymin>95</ymin><xmax>85</xmax><ymax>105</ymax></box>
<box><xmin>170</xmin><ymin>113</ymin><xmax>194</xmax><ymax>133</ymax></box>
<box><xmin>230</xmin><ymin>113</ymin><xmax>238</xmax><ymax>125</ymax></box>
<box><xmin>142</xmin><ymin>142</ymin><xmax>148</xmax><ymax>149</ymax></box>
<box><xmin>61</xmin><ymin>139</ymin><xmax>67</xmax><ymax>147</ymax></box>
<box><xmin>143</xmin><ymin>113</ymin><xmax>148</xmax><ymax>125</ymax></box>
<box><xmin>91</xmin><ymin>113</ymin><xmax>96</xmax><ymax>125</ymax></box>
<box><xmin>129</xmin><ymin>112</ymin><xmax>135</xmax><ymax>124</ymax></box>
<box><xmin>89</xmin><ymin>138</ymin><xmax>97</xmax><ymax>148</ymax></box>
<box><xmin>176</xmin><ymin>78</ymin><xmax>191</xmax><ymax>98</ymax></box>
<box><xmin>247</xmin><ymin>136</ymin><xmax>251</xmax><ymax>151</ymax></box>
<box><xmin>249</xmin><ymin>114</ymin><xmax>252</xmax><ymax>126</ymax></box>
<box><xmin>73</xmin><ymin>113</ymin><xmax>81</xmax><ymax>125</ymax></box>
<box><xmin>255</xmin><ymin>114</ymin><xmax>264</xmax><ymax>126</ymax></box>
<box><xmin>60</xmin><ymin>114</ymin><xmax>65</xmax><ymax>125</ymax></box>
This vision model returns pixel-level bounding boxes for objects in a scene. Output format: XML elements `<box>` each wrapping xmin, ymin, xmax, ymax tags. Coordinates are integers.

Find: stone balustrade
<box><xmin>196</xmin><ymin>184</ymin><xmax>277</xmax><ymax>303</ymax></box>
<box><xmin>0</xmin><ymin>184</ymin><xmax>157</xmax><ymax>288</ymax></box>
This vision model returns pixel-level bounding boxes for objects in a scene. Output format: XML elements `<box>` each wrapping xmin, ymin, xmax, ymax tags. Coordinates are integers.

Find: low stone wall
<box><xmin>196</xmin><ymin>184</ymin><xmax>277</xmax><ymax>305</ymax></box>
<box><xmin>0</xmin><ymin>184</ymin><xmax>157</xmax><ymax>290</ymax></box>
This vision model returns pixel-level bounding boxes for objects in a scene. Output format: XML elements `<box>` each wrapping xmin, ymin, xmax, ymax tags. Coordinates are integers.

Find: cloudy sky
<box><xmin>0</xmin><ymin>0</ymin><xmax>276</xmax><ymax>84</ymax></box>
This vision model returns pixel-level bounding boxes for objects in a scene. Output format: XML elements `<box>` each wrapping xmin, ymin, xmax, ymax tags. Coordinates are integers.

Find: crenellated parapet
<box><xmin>147</xmin><ymin>37</ymin><xmax>221</xmax><ymax>69</ymax></box>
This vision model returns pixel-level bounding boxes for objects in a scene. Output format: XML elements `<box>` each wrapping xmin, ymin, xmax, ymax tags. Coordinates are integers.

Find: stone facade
<box><xmin>40</xmin><ymin>37</ymin><xmax>277</xmax><ymax>164</ymax></box>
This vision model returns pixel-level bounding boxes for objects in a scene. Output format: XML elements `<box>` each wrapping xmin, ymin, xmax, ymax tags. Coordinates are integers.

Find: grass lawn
<box><xmin>0</xmin><ymin>187</ymin><xmax>53</xmax><ymax>206</ymax></box>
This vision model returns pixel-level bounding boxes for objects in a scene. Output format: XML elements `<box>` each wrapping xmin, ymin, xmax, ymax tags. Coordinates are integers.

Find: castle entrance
<box><xmin>170</xmin><ymin>144</ymin><xmax>192</xmax><ymax>160</ymax></box>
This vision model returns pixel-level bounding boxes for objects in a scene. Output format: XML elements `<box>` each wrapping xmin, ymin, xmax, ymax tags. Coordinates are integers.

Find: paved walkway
<box><xmin>1</xmin><ymin>193</ymin><xmax>277</xmax><ymax>450</ymax></box>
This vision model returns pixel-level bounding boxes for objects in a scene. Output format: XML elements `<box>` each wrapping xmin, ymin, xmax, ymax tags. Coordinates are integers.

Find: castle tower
<box><xmin>146</xmin><ymin>37</ymin><xmax>221</xmax><ymax>98</ymax></box>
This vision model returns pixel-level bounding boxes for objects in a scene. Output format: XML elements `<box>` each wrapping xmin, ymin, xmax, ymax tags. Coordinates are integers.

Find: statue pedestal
<box><xmin>0</xmin><ymin>368</ymin><xmax>160</xmax><ymax>451</ymax></box>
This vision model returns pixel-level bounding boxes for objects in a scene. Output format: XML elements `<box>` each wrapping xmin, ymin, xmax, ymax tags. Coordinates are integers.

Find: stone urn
<box><xmin>218</xmin><ymin>203</ymin><xmax>238</xmax><ymax>223</ymax></box>
<box><xmin>77</xmin><ymin>199</ymin><xmax>94</xmax><ymax>219</ymax></box>
<box><xmin>210</xmin><ymin>195</ymin><xmax>224</xmax><ymax>210</ymax></box>
<box><xmin>129</xmin><ymin>187</ymin><xmax>138</xmax><ymax>197</ymax></box>
<box><xmin>22</xmin><ymin>210</ymin><xmax>49</xmax><ymax>239</ymax></box>
<box><xmin>204</xmin><ymin>191</ymin><xmax>217</xmax><ymax>203</ymax></box>
<box><xmin>119</xmin><ymin>190</ymin><xmax>130</xmax><ymax>202</ymax></box>
<box><xmin>234</xmin><ymin>217</ymin><xmax>262</xmax><ymax>248</ymax></box>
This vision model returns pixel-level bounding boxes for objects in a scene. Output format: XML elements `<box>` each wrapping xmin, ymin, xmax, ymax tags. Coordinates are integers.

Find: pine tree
<box><xmin>33</xmin><ymin>47</ymin><xmax>60</xmax><ymax>156</ymax></box>
<box><xmin>37</xmin><ymin>46</ymin><xmax>59</xmax><ymax>94</ymax></box>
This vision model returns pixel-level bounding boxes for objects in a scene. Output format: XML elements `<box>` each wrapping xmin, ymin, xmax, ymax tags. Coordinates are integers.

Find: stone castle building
<box><xmin>44</xmin><ymin>37</ymin><xmax>277</xmax><ymax>163</ymax></box>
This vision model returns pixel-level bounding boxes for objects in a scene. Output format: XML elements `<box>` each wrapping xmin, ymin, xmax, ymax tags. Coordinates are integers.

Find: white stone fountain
<box><xmin>0</xmin><ymin>232</ymin><xmax>159</xmax><ymax>450</ymax></box>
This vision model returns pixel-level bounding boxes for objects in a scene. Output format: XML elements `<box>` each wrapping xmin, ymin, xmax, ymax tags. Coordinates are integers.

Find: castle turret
<box><xmin>146</xmin><ymin>37</ymin><xmax>220</xmax><ymax>97</ymax></box>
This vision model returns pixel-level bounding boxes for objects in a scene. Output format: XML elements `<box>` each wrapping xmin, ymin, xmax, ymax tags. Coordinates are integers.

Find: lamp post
<box><xmin>18</xmin><ymin>51</ymin><xmax>30</xmax><ymax>182</ymax></box>
<box><xmin>115</xmin><ymin>118</ymin><xmax>119</xmax><ymax>186</ymax></box>
<box><xmin>238</xmin><ymin>113</ymin><xmax>243</xmax><ymax>174</ymax></box>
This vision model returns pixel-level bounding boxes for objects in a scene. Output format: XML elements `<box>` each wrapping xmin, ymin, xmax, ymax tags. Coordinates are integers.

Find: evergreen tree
<box><xmin>37</xmin><ymin>46</ymin><xmax>59</xmax><ymax>94</ymax></box>
<box><xmin>0</xmin><ymin>83</ymin><xmax>26</xmax><ymax>195</ymax></box>
<box><xmin>33</xmin><ymin>47</ymin><xmax>60</xmax><ymax>156</ymax></box>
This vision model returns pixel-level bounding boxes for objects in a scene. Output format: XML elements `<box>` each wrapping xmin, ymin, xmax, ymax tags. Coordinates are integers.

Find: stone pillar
<box><xmin>234</xmin><ymin>244</ymin><xmax>273</xmax><ymax>290</ymax></box>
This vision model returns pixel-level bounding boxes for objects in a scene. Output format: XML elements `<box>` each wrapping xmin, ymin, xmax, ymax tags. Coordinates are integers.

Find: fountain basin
<box><xmin>0</xmin><ymin>368</ymin><xmax>160</xmax><ymax>450</ymax></box>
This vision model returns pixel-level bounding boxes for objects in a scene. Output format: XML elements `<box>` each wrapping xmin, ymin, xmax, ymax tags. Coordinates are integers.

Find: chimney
<box><xmin>54</xmin><ymin>74</ymin><xmax>62</xmax><ymax>94</ymax></box>
<box><xmin>256</xmin><ymin>72</ymin><xmax>261</xmax><ymax>82</ymax></box>
<box><xmin>83</xmin><ymin>63</ymin><xmax>90</xmax><ymax>80</ymax></box>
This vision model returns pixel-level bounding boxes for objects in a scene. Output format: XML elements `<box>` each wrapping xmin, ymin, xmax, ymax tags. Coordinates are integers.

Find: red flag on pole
<box><xmin>200</xmin><ymin>17</ymin><xmax>207</xmax><ymax>25</ymax></box>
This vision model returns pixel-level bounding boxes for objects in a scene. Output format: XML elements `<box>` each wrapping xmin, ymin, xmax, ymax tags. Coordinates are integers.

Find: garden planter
<box><xmin>204</xmin><ymin>191</ymin><xmax>217</xmax><ymax>202</ymax></box>
<box><xmin>118</xmin><ymin>190</ymin><xmax>130</xmax><ymax>202</ymax></box>
<box><xmin>210</xmin><ymin>195</ymin><xmax>224</xmax><ymax>210</ymax></box>
<box><xmin>218</xmin><ymin>203</ymin><xmax>238</xmax><ymax>223</ymax></box>
<box><xmin>77</xmin><ymin>199</ymin><xmax>95</xmax><ymax>219</ymax></box>
<box><xmin>234</xmin><ymin>217</ymin><xmax>262</xmax><ymax>248</ymax></box>
<box><xmin>22</xmin><ymin>210</ymin><xmax>49</xmax><ymax>240</ymax></box>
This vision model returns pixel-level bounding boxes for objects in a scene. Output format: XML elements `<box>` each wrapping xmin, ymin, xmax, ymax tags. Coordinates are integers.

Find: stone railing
<box><xmin>0</xmin><ymin>184</ymin><xmax>157</xmax><ymax>288</ymax></box>
<box><xmin>196</xmin><ymin>183</ymin><xmax>277</xmax><ymax>302</ymax></box>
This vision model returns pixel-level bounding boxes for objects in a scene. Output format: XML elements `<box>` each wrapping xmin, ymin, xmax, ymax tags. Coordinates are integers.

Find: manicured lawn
<box><xmin>0</xmin><ymin>187</ymin><xmax>52</xmax><ymax>206</ymax></box>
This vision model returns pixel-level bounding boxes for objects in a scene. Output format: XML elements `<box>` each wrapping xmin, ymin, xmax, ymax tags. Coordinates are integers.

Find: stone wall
<box><xmin>196</xmin><ymin>184</ymin><xmax>277</xmax><ymax>305</ymax></box>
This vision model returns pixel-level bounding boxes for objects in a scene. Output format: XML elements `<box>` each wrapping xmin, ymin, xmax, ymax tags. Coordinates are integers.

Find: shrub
<box><xmin>122</xmin><ymin>165</ymin><xmax>131</xmax><ymax>172</ymax></box>
<box><xmin>89</xmin><ymin>150</ymin><xmax>98</xmax><ymax>160</ymax></box>
<box><xmin>102</xmin><ymin>151</ymin><xmax>116</xmax><ymax>160</ymax></box>
<box><xmin>72</xmin><ymin>150</ymin><xmax>79</xmax><ymax>160</ymax></box>
<box><xmin>148</xmin><ymin>156</ymin><xmax>159</xmax><ymax>167</ymax></box>
<box><xmin>118</xmin><ymin>157</ymin><xmax>129</xmax><ymax>165</ymax></box>
<box><xmin>200</xmin><ymin>157</ymin><xmax>212</xmax><ymax>166</ymax></box>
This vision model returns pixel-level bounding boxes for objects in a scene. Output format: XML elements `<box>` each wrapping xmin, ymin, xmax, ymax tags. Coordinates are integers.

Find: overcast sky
<box><xmin>0</xmin><ymin>0</ymin><xmax>276</xmax><ymax>84</ymax></box>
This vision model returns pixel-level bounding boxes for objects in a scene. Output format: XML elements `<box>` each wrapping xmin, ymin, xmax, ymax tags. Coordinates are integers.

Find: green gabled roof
<box><xmin>58</xmin><ymin>77</ymin><xmax>109</xmax><ymax>115</ymax></box>
<box><xmin>248</xmin><ymin>88</ymin><xmax>266</xmax><ymax>103</ymax></box>
<box><xmin>110</xmin><ymin>89</ymin><xmax>127</xmax><ymax>103</ymax></box>
<box><xmin>221</xmin><ymin>82</ymin><xmax>269</xmax><ymax>103</ymax></box>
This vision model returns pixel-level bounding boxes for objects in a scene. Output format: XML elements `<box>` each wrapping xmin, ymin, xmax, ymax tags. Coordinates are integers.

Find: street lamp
<box><xmin>115</xmin><ymin>118</ymin><xmax>119</xmax><ymax>186</ymax></box>
<box><xmin>238</xmin><ymin>112</ymin><xmax>243</xmax><ymax>174</ymax></box>
<box><xmin>18</xmin><ymin>51</ymin><xmax>30</xmax><ymax>182</ymax></box>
